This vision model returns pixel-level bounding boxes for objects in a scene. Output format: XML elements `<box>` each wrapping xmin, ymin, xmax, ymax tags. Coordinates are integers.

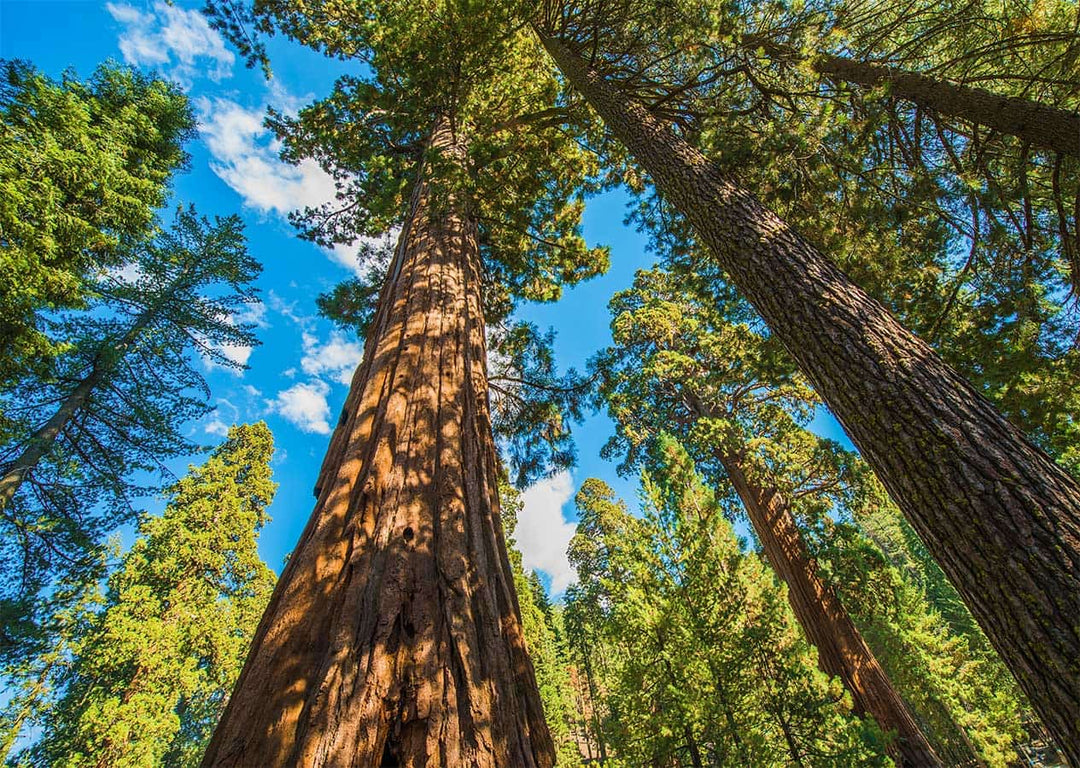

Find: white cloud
<box><xmin>107</xmin><ymin>1</ymin><xmax>234</xmax><ymax>86</ymax></box>
<box><xmin>301</xmin><ymin>331</ymin><xmax>364</xmax><ymax>386</ymax></box>
<box><xmin>204</xmin><ymin>418</ymin><xmax>230</xmax><ymax>437</ymax></box>
<box><xmin>268</xmin><ymin>380</ymin><xmax>332</xmax><ymax>434</ymax></box>
<box><xmin>517</xmin><ymin>471</ymin><xmax>578</xmax><ymax>594</ymax></box>
<box><xmin>195</xmin><ymin>97</ymin><xmax>339</xmax><ymax>218</ymax></box>
<box><xmin>234</xmin><ymin>300</ymin><xmax>269</xmax><ymax>329</ymax></box>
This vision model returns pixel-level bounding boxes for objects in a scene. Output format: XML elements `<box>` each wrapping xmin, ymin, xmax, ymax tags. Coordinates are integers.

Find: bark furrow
<box><xmin>202</xmin><ymin>120</ymin><xmax>554</xmax><ymax>768</ymax></box>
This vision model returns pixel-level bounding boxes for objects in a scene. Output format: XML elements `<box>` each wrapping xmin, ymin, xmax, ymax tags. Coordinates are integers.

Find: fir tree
<box><xmin>0</xmin><ymin>60</ymin><xmax>194</xmax><ymax>387</ymax></box>
<box><xmin>26</xmin><ymin>423</ymin><xmax>277</xmax><ymax>768</ymax></box>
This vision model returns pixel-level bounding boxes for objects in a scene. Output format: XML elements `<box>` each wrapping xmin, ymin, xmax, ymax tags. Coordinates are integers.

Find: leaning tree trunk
<box><xmin>811</xmin><ymin>53</ymin><xmax>1080</xmax><ymax>158</ymax></box>
<box><xmin>719</xmin><ymin>452</ymin><xmax>941</xmax><ymax>766</ymax></box>
<box><xmin>742</xmin><ymin>34</ymin><xmax>1080</xmax><ymax>157</ymax></box>
<box><xmin>201</xmin><ymin>119</ymin><xmax>554</xmax><ymax>768</ymax></box>
<box><xmin>537</xmin><ymin>31</ymin><xmax>1080</xmax><ymax>763</ymax></box>
<box><xmin>0</xmin><ymin>302</ymin><xmax>157</xmax><ymax>511</ymax></box>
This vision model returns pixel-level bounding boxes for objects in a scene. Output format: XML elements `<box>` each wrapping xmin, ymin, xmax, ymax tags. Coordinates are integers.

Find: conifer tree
<box><xmin>500</xmin><ymin>482</ymin><xmax>581</xmax><ymax>765</ymax></box>
<box><xmin>26</xmin><ymin>423</ymin><xmax>277</xmax><ymax>768</ymax></box>
<box><xmin>567</xmin><ymin>444</ymin><xmax>888</xmax><ymax>766</ymax></box>
<box><xmin>0</xmin><ymin>60</ymin><xmax>194</xmax><ymax>387</ymax></box>
<box><xmin>0</xmin><ymin>208</ymin><xmax>261</xmax><ymax>641</ymax></box>
<box><xmin>595</xmin><ymin>264</ymin><xmax>1028</xmax><ymax>765</ymax></box>
<box><xmin>199</xmin><ymin>2</ymin><xmax>607</xmax><ymax>763</ymax></box>
<box><xmin>532</xmin><ymin>13</ymin><xmax>1080</xmax><ymax>757</ymax></box>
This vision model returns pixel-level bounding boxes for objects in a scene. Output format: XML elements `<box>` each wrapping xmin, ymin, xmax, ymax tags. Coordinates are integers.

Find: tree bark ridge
<box><xmin>202</xmin><ymin>118</ymin><xmax>554</xmax><ymax>768</ymax></box>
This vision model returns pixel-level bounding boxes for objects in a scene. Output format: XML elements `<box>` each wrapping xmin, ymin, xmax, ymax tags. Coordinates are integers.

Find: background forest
<box><xmin>0</xmin><ymin>0</ymin><xmax>1077</xmax><ymax>765</ymax></box>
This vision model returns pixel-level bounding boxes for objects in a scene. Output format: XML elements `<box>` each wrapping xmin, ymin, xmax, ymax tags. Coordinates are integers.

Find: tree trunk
<box><xmin>812</xmin><ymin>53</ymin><xmax>1080</xmax><ymax>157</ymax></box>
<box><xmin>0</xmin><ymin>279</ymin><xmax>172</xmax><ymax>512</ymax></box>
<box><xmin>538</xmin><ymin>31</ymin><xmax>1080</xmax><ymax>763</ymax></box>
<box><xmin>720</xmin><ymin>452</ymin><xmax>941</xmax><ymax>766</ymax></box>
<box><xmin>683</xmin><ymin>726</ymin><xmax>704</xmax><ymax>768</ymax></box>
<box><xmin>741</xmin><ymin>34</ymin><xmax>1080</xmax><ymax>157</ymax></box>
<box><xmin>0</xmin><ymin>370</ymin><xmax>100</xmax><ymax>511</ymax></box>
<box><xmin>201</xmin><ymin>118</ymin><xmax>554</xmax><ymax>768</ymax></box>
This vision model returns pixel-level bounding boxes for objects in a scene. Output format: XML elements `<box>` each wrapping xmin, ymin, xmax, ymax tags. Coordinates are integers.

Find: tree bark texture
<box><xmin>538</xmin><ymin>32</ymin><xmax>1080</xmax><ymax>764</ymax></box>
<box><xmin>812</xmin><ymin>53</ymin><xmax>1080</xmax><ymax>158</ymax></box>
<box><xmin>201</xmin><ymin>120</ymin><xmax>554</xmax><ymax>768</ymax></box>
<box><xmin>720</xmin><ymin>453</ymin><xmax>941</xmax><ymax>766</ymax></box>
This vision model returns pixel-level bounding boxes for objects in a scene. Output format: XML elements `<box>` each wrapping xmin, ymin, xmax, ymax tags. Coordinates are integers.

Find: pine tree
<box><xmin>0</xmin><ymin>60</ymin><xmax>194</xmax><ymax>387</ymax></box>
<box><xmin>26</xmin><ymin>423</ymin><xmax>277</xmax><ymax>768</ymax></box>
<box><xmin>595</xmin><ymin>263</ymin><xmax>1029</xmax><ymax>764</ymax></box>
<box><xmin>0</xmin><ymin>208</ymin><xmax>261</xmax><ymax>644</ymax></box>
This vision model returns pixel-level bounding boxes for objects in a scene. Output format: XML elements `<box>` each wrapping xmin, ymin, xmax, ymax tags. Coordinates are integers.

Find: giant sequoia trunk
<box><xmin>201</xmin><ymin>120</ymin><xmax>554</xmax><ymax>768</ymax></box>
<box><xmin>538</xmin><ymin>32</ymin><xmax>1080</xmax><ymax>763</ymax></box>
<box><xmin>718</xmin><ymin>452</ymin><xmax>941</xmax><ymax>766</ymax></box>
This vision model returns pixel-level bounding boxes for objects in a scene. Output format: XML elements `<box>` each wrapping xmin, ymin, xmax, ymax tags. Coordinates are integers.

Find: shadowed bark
<box><xmin>538</xmin><ymin>30</ymin><xmax>1080</xmax><ymax>763</ymax></box>
<box><xmin>202</xmin><ymin>119</ymin><xmax>554</xmax><ymax>768</ymax></box>
<box><xmin>811</xmin><ymin>53</ymin><xmax>1080</xmax><ymax>157</ymax></box>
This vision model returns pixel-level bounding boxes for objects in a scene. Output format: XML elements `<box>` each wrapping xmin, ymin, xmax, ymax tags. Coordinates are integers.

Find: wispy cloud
<box><xmin>107</xmin><ymin>1</ymin><xmax>234</xmax><ymax>86</ymax></box>
<box><xmin>267</xmin><ymin>380</ymin><xmax>332</xmax><ymax>434</ymax></box>
<box><xmin>517</xmin><ymin>471</ymin><xmax>578</xmax><ymax>594</ymax></box>
<box><xmin>301</xmin><ymin>331</ymin><xmax>363</xmax><ymax>386</ymax></box>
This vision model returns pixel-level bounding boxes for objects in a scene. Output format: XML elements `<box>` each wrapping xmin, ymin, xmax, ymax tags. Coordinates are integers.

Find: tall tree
<box><xmin>532</xmin><ymin>15</ymin><xmax>1080</xmax><ymax>758</ymax></box>
<box><xmin>0</xmin><ymin>60</ymin><xmax>194</xmax><ymax>387</ymax></box>
<box><xmin>567</xmin><ymin>447</ymin><xmax>889</xmax><ymax>766</ymax></box>
<box><xmin>200</xmin><ymin>2</ymin><xmax>607</xmax><ymax>763</ymax></box>
<box><xmin>596</xmin><ymin>264</ymin><xmax>1027</xmax><ymax>764</ymax></box>
<box><xmin>24</xmin><ymin>423</ymin><xmax>277</xmax><ymax>768</ymax></box>
<box><xmin>500</xmin><ymin>481</ymin><xmax>581</xmax><ymax>765</ymax></box>
<box><xmin>0</xmin><ymin>208</ymin><xmax>261</xmax><ymax>642</ymax></box>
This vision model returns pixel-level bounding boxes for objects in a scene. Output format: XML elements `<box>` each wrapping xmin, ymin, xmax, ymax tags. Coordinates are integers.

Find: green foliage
<box><xmin>207</xmin><ymin>0</ymin><xmax>610</xmax><ymax>306</ymax></box>
<box><xmin>21</xmin><ymin>423</ymin><xmax>277</xmax><ymax>768</ymax></box>
<box><xmin>500</xmin><ymin>481</ymin><xmax>581</xmax><ymax>764</ymax></box>
<box><xmin>0</xmin><ymin>208</ymin><xmax>262</xmax><ymax>652</ymax></box>
<box><xmin>551</xmin><ymin>0</ymin><xmax>1080</xmax><ymax>478</ymax></box>
<box><xmin>0</xmin><ymin>59</ymin><xmax>194</xmax><ymax>386</ymax></box>
<box><xmin>593</xmin><ymin>263</ymin><xmax>1030</xmax><ymax>763</ymax></box>
<box><xmin>565</xmin><ymin>442</ymin><xmax>887</xmax><ymax>766</ymax></box>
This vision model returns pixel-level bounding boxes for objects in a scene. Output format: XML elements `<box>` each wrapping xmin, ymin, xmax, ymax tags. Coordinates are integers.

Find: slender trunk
<box><xmin>743</xmin><ymin>33</ymin><xmax>1080</xmax><ymax>157</ymax></box>
<box><xmin>720</xmin><ymin>452</ymin><xmax>941</xmax><ymax>766</ymax></box>
<box><xmin>201</xmin><ymin>118</ymin><xmax>554</xmax><ymax>768</ymax></box>
<box><xmin>0</xmin><ymin>303</ymin><xmax>156</xmax><ymax>511</ymax></box>
<box><xmin>683</xmin><ymin>726</ymin><xmax>704</xmax><ymax>768</ymax></box>
<box><xmin>577</xmin><ymin>635</ymin><xmax>608</xmax><ymax>762</ymax></box>
<box><xmin>538</xmin><ymin>31</ymin><xmax>1080</xmax><ymax>763</ymax></box>
<box><xmin>812</xmin><ymin>53</ymin><xmax>1080</xmax><ymax>157</ymax></box>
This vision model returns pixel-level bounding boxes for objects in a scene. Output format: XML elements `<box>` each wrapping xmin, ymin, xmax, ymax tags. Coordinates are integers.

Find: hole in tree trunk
<box><xmin>402</xmin><ymin>526</ymin><xmax>414</xmax><ymax>542</ymax></box>
<box><xmin>380</xmin><ymin>739</ymin><xmax>400</xmax><ymax>767</ymax></box>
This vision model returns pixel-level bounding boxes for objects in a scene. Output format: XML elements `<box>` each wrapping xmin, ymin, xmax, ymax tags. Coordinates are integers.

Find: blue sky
<box><xmin>0</xmin><ymin>0</ymin><xmax>666</xmax><ymax>594</ymax></box>
<box><xmin>1</xmin><ymin>0</ymin><xmax>856</xmax><ymax>596</ymax></box>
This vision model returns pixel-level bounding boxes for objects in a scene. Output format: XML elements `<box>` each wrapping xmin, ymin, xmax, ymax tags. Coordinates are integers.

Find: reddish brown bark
<box><xmin>538</xmin><ymin>31</ymin><xmax>1080</xmax><ymax>763</ymax></box>
<box><xmin>720</xmin><ymin>453</ymin><xmax>941</xmax><ymax>766</ymax></box>
<box><xmin>202</xmin><ymin>120</ymin><xmax>554</xmax><ymax>767</ymax></box>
